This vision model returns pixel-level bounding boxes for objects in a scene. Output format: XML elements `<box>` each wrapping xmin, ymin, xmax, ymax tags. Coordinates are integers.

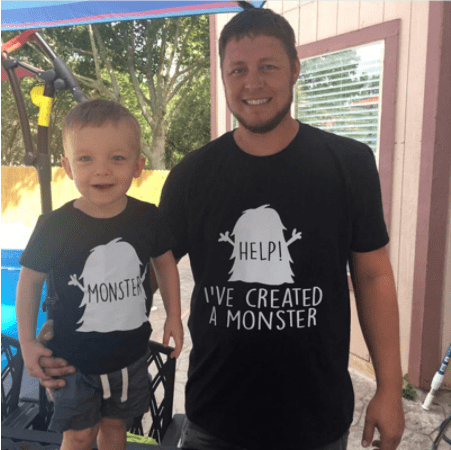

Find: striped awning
<box><xmin>1</xmin><ymin>1</ymin><xmax>265</xmax><ymax>31</ymax></box>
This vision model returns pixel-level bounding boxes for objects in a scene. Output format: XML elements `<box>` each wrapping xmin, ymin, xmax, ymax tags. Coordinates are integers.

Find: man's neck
<box><xmin>233</xmin><ymin>117</ymin><xmax>299</xmax><ymax>157</ymax></box>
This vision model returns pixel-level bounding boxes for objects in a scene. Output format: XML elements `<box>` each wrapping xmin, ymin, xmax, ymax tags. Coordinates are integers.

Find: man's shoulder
<box><xmin>301</xmin><ymin>122</ymin><xmax>373</xmax><ymax>157</ymax></box>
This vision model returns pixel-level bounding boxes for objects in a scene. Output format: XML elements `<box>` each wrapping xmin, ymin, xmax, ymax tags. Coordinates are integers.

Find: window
<box><xmin>296</xmin><ymin>41</ymin><xmax>384</xmax><ymax>161</ymax></box>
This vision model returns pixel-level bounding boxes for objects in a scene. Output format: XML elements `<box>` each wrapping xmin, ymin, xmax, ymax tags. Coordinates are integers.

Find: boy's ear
<box><xmin>133</xmin><ymin>155</ymin><xmax>146</xmax><ymax>178</ymax></box>
<box><xmin>61</xmin><ymin>156</ymin><xmax>74</xmax><ymax>180</ymax></box>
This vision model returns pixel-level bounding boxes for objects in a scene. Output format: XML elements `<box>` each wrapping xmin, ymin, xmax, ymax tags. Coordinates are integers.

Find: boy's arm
<box><xmin>16</xmin><ymin>267</ymin><xmax>54</xmax><ymax>379</ymax></box>
<box><xmin>353</xmin><ymin>247</ymin><xmax>405</xmax><ymax>450</ymax></box>
<box><xmin>151</xmin><ymin>251</ymin><xmax>183</xmax><ymax>358</ymax></box>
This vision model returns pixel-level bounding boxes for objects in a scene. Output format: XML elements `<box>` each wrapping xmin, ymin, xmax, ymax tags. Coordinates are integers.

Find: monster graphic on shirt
<box><xmin>219</xmin><ymin>205</ymin><xmax>302</xmax><ymax>285</ymax></box>
<box><xmin>68</xmin><ymin>238</ymin><xmax>148</xmax><ymax>333</ymax></box>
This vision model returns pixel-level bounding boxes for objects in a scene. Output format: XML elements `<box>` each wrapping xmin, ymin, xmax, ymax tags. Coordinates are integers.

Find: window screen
<box><xmin>296</xmin><ymin>41</ymin><xmax>384</xmax><ymax>161</ymax></box>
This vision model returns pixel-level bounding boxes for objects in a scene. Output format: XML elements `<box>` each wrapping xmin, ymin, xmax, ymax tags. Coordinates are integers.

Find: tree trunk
<box><xmin>151</xmin><ymin>120</ymin><xmax>167</xmax><ymax>170</ymax></box>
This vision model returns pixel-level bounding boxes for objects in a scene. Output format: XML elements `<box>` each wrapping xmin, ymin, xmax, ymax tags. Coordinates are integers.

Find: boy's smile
<box><xmin>61</xmin><ymin>120</ymin><xmax>145</xmax><ymax>218</ymax></box>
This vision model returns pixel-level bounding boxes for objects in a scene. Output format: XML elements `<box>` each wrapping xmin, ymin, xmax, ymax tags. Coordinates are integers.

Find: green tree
<box><xmin>1</xmin><ymin>15</ymin><xmax>210</xmax><ymax>169</ymax></box>
<box><xmin>165</xmin><ymin>70</ymin><xmax>210</xmax><ymax>167</ymax></box>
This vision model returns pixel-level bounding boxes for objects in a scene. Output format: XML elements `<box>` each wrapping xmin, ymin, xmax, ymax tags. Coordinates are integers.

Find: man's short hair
<box><xmin>63</xmin><ymin>99</ymin><xmax>141</xmax><ymax>153</ymax></box>
<box><xmin>219</xmin><ymin>8</ymin><xmax>298</xmax><ymax>70</ymax></box>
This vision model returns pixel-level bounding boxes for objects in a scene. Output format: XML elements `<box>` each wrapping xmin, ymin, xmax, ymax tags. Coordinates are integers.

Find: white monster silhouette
<box><xmin>68</xmin><ymin>238</ymin><xmax>148</xmax><ymax>333</ymax></box>
<box><xmin>218</xmin><ymin>205</ymin><xmax>302</xmax><ymax>285</ymax></box>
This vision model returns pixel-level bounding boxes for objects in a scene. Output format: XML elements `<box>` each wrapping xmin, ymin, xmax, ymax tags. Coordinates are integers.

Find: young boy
<box><xmin>16</xmin><ymin>99</ymin><xmax>183</xmax><ymax>450</ymax></box>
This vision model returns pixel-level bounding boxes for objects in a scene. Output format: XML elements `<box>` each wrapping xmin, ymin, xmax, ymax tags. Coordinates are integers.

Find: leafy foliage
<box><xmin>165</xmin><ymin>70</ymin><xmax>211</xmax><ymax>167</ymax></box>
<box><xmin>1</xmin><ymin>15</ymin><xmax>211</xmax><ymax>169</ymax></box>
<box><xmin>402</xmin><ymin>374</ymin><xmax>418</xmax><ymax>401</ymax></box>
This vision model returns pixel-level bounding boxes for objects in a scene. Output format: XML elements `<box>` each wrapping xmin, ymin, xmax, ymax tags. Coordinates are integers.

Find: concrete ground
<box><xmin>150</xmin><ymin>256</ymin><xmax>451</xmax><ymax>449</ymax></box>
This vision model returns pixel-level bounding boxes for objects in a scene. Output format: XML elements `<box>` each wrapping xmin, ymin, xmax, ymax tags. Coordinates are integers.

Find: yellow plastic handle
<box><xmin>30</xmin><ymin>84</ymin><xmax>53</xmax><ymax>127</ymax></box>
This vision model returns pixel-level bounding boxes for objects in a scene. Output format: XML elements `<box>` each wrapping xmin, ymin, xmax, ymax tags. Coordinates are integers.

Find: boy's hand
<box><xmin>163</xmin><ymin>316</ymin><xmax>184</xmax><ymax>359</ymax></box>
<box><xmin>21</xmin><ymin>339</ymin><xmax>53</xmax><ymax>379</ymax></box>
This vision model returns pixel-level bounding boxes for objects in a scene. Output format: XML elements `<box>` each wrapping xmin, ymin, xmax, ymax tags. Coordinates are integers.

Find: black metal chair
<box><xmin>128</xmin><ymin>340</ymin><xmax>184</xmax><ymax>446</ymax></box>
<box><xmin>1</xmin><ymin>334</ymin><xmax>41</xmax><ymax>429</ymax></box>
<box><xmin>1</xmin><ymin>334</ymin><xmax>183</xmax><ymax>445</ymax></box>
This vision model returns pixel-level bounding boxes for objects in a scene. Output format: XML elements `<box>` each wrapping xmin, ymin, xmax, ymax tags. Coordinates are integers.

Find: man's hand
<box><xmin>362</xmin><ymin>390</ymin><xmax>404</xmax><ymax>449</ymax></box>
<box><xmin>21</xmin><ymin>339</ymin><xmax>53</xmax><ymax>379</ymax></box>
<box><xmin>36</xmin><ymin>320</ymin><xmax>75</xmax><ymax>389</ymax></box>
<box><xmin>163</xmin><ymin>316</ymin><xmax>184</xmax><ymax>359</ymax></box>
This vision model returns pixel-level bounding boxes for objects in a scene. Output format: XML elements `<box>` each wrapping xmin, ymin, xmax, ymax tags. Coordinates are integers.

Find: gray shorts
<box><xmin>49</xmin><ymin>353</ymin><xmax>150</xmax><ymax>433</ymax></box>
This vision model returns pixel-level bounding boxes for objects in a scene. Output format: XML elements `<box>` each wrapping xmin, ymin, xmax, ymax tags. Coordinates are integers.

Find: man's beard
<box><xmin>232</xmin><ymin>94</ymin><xmax>293</xmax><ymax>134</ymax></box>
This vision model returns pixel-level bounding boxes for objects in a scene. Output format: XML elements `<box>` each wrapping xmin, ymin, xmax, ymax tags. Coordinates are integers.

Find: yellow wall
<box><xmin>1</xmin><ymin>166</ymin><xmax>169</xmax><ymax>249</ymax></box>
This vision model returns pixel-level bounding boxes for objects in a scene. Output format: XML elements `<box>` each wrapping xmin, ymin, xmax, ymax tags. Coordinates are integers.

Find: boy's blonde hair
<box><xmin>63</xmin><ymin>99</ymin><xmax>141</xmax><ymax>153</ymax></box>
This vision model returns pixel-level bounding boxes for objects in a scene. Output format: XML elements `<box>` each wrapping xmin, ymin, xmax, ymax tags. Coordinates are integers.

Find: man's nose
<box><xmin>244</xmin><ymin>67</ymin><xmax>264</xmax><ymax>89</ymax></box>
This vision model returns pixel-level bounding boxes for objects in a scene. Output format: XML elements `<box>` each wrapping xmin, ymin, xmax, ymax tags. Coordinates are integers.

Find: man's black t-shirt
<box><xmin>20</xmin><ymin>197</ymin><xmax>175</xmax><ymax>374</ymax></box>
<box><xmin>159</xmin><ymin>122</ymin><xmax>389</xmax><ymax>450</ymax></box>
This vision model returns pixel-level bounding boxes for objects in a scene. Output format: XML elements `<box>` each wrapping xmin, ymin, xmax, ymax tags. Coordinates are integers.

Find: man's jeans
<box><xmin>180</xmin><ymin>418</ymin><xmax>349</xmax><ymax>450</ymax></box>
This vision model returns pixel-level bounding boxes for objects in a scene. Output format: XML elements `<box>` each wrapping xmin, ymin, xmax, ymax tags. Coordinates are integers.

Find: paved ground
<box><xmin>150</xmin><ymin>256</ymin><xmax>451</xmax><ymax>449</ymax></box>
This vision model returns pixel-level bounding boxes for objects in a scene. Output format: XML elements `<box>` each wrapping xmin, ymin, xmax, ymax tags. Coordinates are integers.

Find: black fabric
<box><xmin>20</xmin><ymin>196</ymin><xmax>175</xmax><ymax>374</ymax></box>
<box><xmin>159</xmin><ymin>122</ymin><xmax>389</xmax><ymax>450</ymax></box>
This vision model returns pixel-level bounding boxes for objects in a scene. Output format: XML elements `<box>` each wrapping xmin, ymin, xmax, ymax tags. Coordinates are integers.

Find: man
<box><xmin>39</xmin><ymin>7</ymin><xmax>404</xmax><ymax>450</ymax></box>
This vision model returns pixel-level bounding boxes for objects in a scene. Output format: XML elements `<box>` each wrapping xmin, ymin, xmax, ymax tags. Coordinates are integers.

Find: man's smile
<box><xmin>243</xmin><ymin>98</ymin><xmax>271</xmax><ymax>106</ymax></box>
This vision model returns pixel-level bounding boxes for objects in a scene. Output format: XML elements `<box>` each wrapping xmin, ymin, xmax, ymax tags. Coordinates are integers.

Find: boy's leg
<box><xmin>97</xmin><ymin>418</ymin><xmax>127</xmax><ymax>450</ymax></box>
<box><xmin>60</xmin><ymin>424</ymin><xmax>100</xmax><ymax>450</ymax></box>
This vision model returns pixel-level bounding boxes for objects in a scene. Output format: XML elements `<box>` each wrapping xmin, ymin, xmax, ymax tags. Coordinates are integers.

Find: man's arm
<box><xmin>352</xmin><ymin>246</ymin><xmax>405</xmax><ymax>450</ymax></box>
<box><xmin>35</xmin><ymin>321</ymin><xmax>75</xmax><ymax>388</ymax></box>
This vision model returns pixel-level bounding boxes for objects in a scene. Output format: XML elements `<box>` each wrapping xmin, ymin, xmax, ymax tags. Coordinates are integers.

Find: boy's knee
<box><xmin>100</xmin><ymin>417</ymin><xmax>126</xmax><ymax>430</ymax></box>
<box><xmin>63</xmin><ymin>426</ymin><xmax>99</xmax><ymax>450</ymax></box>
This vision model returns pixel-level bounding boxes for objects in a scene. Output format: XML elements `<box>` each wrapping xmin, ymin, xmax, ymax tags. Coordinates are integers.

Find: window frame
<box><xmin>295</xmin><ymin>40</ymin><xmax>385</xmax><ymax>162</ymax></box>
<box><xmin>296</xmin><ymin>20</ymin><xmax>400</xmax><ymax>231</ymax></box>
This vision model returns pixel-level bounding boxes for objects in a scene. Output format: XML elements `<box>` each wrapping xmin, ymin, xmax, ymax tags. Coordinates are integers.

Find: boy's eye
<box><xmin>79</xmin><ymin>156</ymin><xmax>91</xmax><ymax>162</ymax></box>
<box><xmin>112</xmin><ymin>155</ymin><xmax>126</xmax><ymax>161</ymax></box>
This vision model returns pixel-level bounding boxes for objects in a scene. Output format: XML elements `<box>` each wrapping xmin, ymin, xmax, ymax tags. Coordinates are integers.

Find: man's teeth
<box><xmin>245</xmin><ymin>99</ymin><xmax>269</xmax><ymax>105</ymax></box>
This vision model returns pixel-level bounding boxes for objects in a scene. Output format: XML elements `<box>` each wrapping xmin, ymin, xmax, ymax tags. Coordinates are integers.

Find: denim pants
<box><xmin>180</xmin><ymin>418</ymin><xmax>349</xmax><ymax>450</ymax></box>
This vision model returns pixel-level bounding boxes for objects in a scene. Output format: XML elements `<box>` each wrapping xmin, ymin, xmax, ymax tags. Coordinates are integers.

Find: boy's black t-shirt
<box><xmin>159</xmin><ymin>122</ymin><xmax>389</xmax><ymax>450</ymax></box>
<box><xmin>20</xmin><ymin>196</ymin><xmax>175</xmax><ymax>374</ymax></box>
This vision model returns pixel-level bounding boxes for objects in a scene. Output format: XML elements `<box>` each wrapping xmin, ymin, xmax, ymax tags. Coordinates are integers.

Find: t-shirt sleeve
<box><xmin>159</xmin><ymin>163</ymin><xmax>190</xmax><ymax>260</ymax></box>
<box><xmin>349</xmin><ymin>145</ymin><xmax>389</xmax><ymax>252</ymax></box>
<box><xmin>147</xmin><ymin>204</ymin><xmax>177</xmax><ymax>258</ymax></box>
<box><xmin>19</xmin><ymin>214</ymin><xmax>58</xmax><ymax>273</ymax></box>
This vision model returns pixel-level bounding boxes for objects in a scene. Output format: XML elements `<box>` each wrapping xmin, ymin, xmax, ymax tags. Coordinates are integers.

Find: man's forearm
<box><xmin>353</xmin><ymin>250</ymin><xmax>403</xmax><ymax>393</ymax></box>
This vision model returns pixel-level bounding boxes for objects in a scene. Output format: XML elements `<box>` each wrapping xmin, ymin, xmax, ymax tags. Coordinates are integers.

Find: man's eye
<box><xmin>262</xmin><ymin>65</ymin><xmax>277</xmax><ymax>71</ymax></box>
<box><xmin>79</xmin><ymin>156</ymin><xmax>91</xmax><ymax>162</ymax></box>
<box><xmin>231</xmin><ymin>68</ymin><xmax>244</xmax><ymax>75</ymax></box>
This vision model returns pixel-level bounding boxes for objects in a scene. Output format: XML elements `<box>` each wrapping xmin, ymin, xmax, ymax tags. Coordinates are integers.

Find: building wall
<box><xmin>212</xmin><ymin>1</ymin><xmax>437</xmax><ymax>381</ymax></box>
<box><xmin>443</xmin><ymin>184</ymin><xmax>451</xmax><ymax>387</ymax></box>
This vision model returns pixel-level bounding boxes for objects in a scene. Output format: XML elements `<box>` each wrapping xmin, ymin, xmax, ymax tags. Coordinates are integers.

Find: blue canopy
<box><xmin>1</xmin><ymin>1</ymin><xmax>265</xmax><ymax>31</ymax></box>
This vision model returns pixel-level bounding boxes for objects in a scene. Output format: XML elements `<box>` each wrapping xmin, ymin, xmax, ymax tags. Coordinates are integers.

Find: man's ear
<box><xmin>292</xmin><ymin>59</ymin><xmax>301</xmax><ymax>85</ymax></box>
<box><xmin>133</xmin><ymin>155</ymin><xmax>146</xmax><ymax>178</ymax></box>
<box><xmin>61</xmin><ymin>156</ymin><xmax>74</xmax><ymax>180</ymax></box>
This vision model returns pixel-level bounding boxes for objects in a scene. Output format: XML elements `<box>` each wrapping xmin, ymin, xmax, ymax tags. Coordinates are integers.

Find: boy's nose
<box><xmin>94</xmin><ymin>162</ymin><xmax>112</xmax><ymax>176</ymax></box>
